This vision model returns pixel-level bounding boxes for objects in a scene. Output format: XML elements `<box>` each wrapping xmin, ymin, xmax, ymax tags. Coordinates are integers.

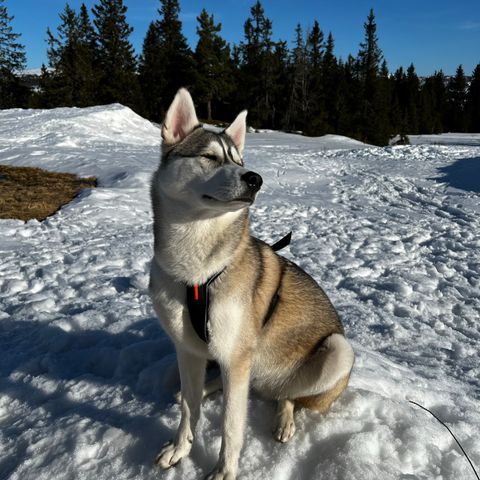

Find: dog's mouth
<box><xmin>202</xmin><ymin>194</ymin><xmax>253</xmax><ymax>204</ymax></box>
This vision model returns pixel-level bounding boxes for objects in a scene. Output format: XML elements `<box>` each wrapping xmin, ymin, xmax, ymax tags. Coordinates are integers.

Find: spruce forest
<box><xmin>1</xmin><ymin>0</ymin><xmax>480</xmax><ymax>146</ymax></box>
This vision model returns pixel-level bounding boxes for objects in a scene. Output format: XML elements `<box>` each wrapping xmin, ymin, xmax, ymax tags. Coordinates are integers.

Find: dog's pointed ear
<box><xmin>225</xmin><ymin>110</ymin><xmax>247</xmax><ymax>155</ymax></box>
<box><xmin>162</xmin><ymin>88</ymin><xmax>199</xmax><ymax>146</ymax></box>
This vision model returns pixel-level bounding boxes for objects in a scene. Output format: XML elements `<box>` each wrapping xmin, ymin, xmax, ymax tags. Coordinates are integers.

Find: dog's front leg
<box><xmin>156</xmin><ymin>347</ymin><xmax>206</xmax><ymax>469</ymax></box>
<box><xmin>205</xmin><ymin>357</ymin><xmax>251</xmax><ymax>480</ymax></box>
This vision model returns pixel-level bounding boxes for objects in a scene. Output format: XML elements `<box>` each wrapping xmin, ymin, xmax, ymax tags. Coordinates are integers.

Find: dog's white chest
<box><xmin>150</xmin><ymin>260</ymin><xmax>246</xmax><ymax>361</ymax></box>
<box><xmin>207</xmin><ymin>295</ymin><xmax>245</xmax><ymax>363</ymax></box>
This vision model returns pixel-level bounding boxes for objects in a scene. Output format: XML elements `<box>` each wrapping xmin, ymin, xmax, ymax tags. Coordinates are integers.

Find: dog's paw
<box><xmin>204</xmin><ymin>467</ymin><xmax>236</xmax><ymax>480</ymax></box>
<box><xmin>274</xmin><ymin>399</ymin><xmax>296</xmax><ymax>443</ymax></box>
<box><xmin>273</xmin><ymin>418</ymin><xmax>296</xmax><ymax>443</ymax></box>
<box><xmin>154</xmin><ymin>440</ymin><xmax>191</xmax><ymax>469</ymax></box>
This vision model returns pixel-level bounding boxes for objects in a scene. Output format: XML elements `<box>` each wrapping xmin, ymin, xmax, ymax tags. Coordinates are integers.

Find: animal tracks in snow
<box><xmin>0</xmin><ymin>107</ymin><xmax>479</xmax><ymax>479</ymax></box>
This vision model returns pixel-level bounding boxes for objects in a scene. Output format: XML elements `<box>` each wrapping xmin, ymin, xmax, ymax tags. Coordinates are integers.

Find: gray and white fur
<box><xmin>149</xmin><ymin>88</ymin><xmax>354</xmax><ymax>479</ymax></box>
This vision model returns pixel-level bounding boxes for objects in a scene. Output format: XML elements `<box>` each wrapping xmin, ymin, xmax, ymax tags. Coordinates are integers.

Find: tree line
<box><xmin>1</xmin><ymin>0</ymin><xmax>479</xmax><ymax>145</ymax></box>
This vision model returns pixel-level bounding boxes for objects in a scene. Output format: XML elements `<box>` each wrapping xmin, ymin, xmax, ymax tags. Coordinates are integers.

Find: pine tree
<box><xmin>0</xmin><ymin>0</ymin><xmax>28</xmax><ymax>108</ymax></box>
<box><xmin>35</xmin><ymin>64</ymin><xmax>55</xmax><ymax>107</ymax></box>
<box><xmin>302</xmin><ymin>20</ymin><xmax>327</xmax><ymax>135</ymax></box>
<box><xmin>445</xmin><ymin>65</ymin><xmax>467</xmax><ymax>132</ymax></box>
<box><xmin>0</xmin><ymin>0</ymin><xmax>26</xmax><ymax>72</ymax></box>
<box><xmin>377</xmin><ymin>59</ymin><xmax>393</xmax><ymax>141</ymax></box>
<box><xmin>431</xmin><ymin>70</ymin><xmax>446</xmax><ymax>132</ymax></box>
<box><xmin>357</xmin><ymin>9</ymin><xmax>383</xmax><ymax>84</ymax></box>
<box><xmin>465</xmin><ymin>63</ymin><xmax>480</xmax><ymax>132</ymax></box>
<box><xmin>79</xmin><ymin>4</ymin><xmax>96</xmax><ymax>46</ymax></box>
<box><xmin>306</xmin><ymin>20</ymin><xmax>324</xmax><ymax>70</ymax></box>
<box><xmin>391</xmin><ymin>66</ymin><xmax>410</xmax><ymax>137</ymax></box>
<box><xmin>138</xmin><ymin>22</ymin><xmax>164</xmax><ymax>120</ymax></box>
<box><xmin>193</xmin><ymin>9</ymin><xmax>233</xmax><ymax>121</ymax></box>
<box><xmin>285</xmin><ymin>24</ymin><xmax>308</xmax><ymax>131</ymax></box>
<box><xmin>155</xmin><ymin>0</ymin><xmax>195</xmax><ymax>114</ymax></box>
<box><xmin>44</xmin><ymin>4</ymin><xmax>78</xmax><ymax>106</ymax></box>
<box><xmin>46</xmin><ymin>4</ymin><xmax>76</xmax><ymax>70</ymax></box>
<box><xmin>356</xmin><ymin>9</ymin><xmax>389</xmax><ymax>144</ymax></box>
<box><xmin>238</xmin><ymin>1</ymin><xmax>278</xmax><ymax>127</ymax></box>
<box><xmin>324</xmin><ymin>32</ymin><xmax>335</xmax><ymax>64</ymax></box>
<box><xmin>337</xmin><ymin>54</ymin><xmax>362</xmax><ymax>138</ymax></box>
<box><xmin>270</xmin><ymin>40</ymin><xmax>289</xmax><ymax>129</ymax></box>
<box><xmin>318</xmin><ymin>32</ymin><xmax>338</xmax><ymax>135</ymax></box>
<box><xmin>418</xmin><ymin>69</ymin><xmax>445</xmax><ymax>134</ymax></box>
<box><xmin>42</xmin><ymin>3</ymin><xmax>97</xmax><ymax>107</ymax></box>
<box><xmin>419</xmin><ymin>75</ymin><xmax>435</xmax><ymax>134</ymax></box>
<box><xmin>77</xmin><ymin>3</ymin><xmax>97</xmax><ymax>105</ymax></box>
<box><xmin>92</xmin><ymin>0</ymin><xmax>141</xmax><ymax>108</ymax></box>
<box><xmin>405</xmin><ymin>63</ymin><xmax>420</xmax><ymax>134</ymax></box>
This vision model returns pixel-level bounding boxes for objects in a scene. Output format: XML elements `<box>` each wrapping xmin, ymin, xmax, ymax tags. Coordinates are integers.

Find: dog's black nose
<box><xmin>241</xmin><ymin>171</ymin><xmax>263</xmax><ymax>192</ymax></box>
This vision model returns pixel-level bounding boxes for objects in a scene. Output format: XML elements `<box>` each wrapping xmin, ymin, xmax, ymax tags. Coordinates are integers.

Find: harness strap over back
<box><xmin>270</xmin><ymin>231</ymin><xmax>292</xmax><ymax>252</ymax></box>
<box><xmin>186</xmin><ymin>232</ymin><xmax>292</xmax><ymax>343</ymax></box>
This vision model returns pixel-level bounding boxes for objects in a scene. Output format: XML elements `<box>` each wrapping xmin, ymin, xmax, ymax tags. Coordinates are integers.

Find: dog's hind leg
<box><xmin>273</xmin><ymin>398</ymin><xmax>296</xmax><ymax>443</ymax></box>
<box><xmin>156</xmin><ymin>348</ymin><xmax>206</xmax><ymax>469</ymax></box>
<box><xmin>281</xmin><ymin>333</ymin><xmax>354</xmax><ymax>416</ymax></box>
<box><xmin>203</xmin><ymin>375</ymin><xmax>223</xmax><ymax>397</ymax></box>
<box><xmin>174</xmin><ymin>375</ymin><xmax>223</xmax><ymax>404</ymax></box>
<box><xmin>295</xmin><ymin>373</ymin><xmax>350</xmax><ymax>413</ymax></box>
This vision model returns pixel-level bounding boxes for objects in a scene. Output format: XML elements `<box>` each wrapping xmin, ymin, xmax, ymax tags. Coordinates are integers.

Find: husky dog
<box><xmin>149</xmin><ymin>89</ymin><xmax>354</xmax><ymax>479</ymax></box>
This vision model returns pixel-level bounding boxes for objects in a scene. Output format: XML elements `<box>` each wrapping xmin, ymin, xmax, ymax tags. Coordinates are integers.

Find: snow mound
<box><xmin>409</xmin><ymin>133</ymin><xmax>480</xmax><ymax>146</ymax></box>
<box><xmin>0</xmin><ymin>105</ymin><xmax>479</xmax><ymax>480</ymax></box>
<box><xmin>0</xmin><ymin>104</ymin><xmax>161</xmax><ymax>188</ymax></box>
<box><xmin>247</xmin><ymin>130</ymin><xmax>369</xmax><ymax>150</ymax></box>
<box><xmin>311</xmin><ymin>133</ymin><xmax>368</xmax><ymax>149</ymax></box>
<box><xmin>0</xmin><ymin>104</ymin><xmax>160</xmax><ymax>147</ymax></box>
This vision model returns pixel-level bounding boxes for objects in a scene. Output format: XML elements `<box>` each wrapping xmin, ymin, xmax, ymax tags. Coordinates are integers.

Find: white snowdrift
<box><xmin>248</xmin><ymin>130</ymin><xmax>369</xmax><ymax>150</ymax></box>
<box><xmin>409</xmin><ymin>133</ymin><xmax>480</xmax><ymax>147</ymax></box>
<box><xmin>0</xmin><ymin>105</ymin><xmax>479</xmax><ymax>480</ymax></box>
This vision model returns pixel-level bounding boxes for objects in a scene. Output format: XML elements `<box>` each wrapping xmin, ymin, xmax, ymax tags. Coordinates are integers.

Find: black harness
<box><xmin>186</xmin><ymin>232</ymin><xmax>292</xmax><ymax>343</ymax></box>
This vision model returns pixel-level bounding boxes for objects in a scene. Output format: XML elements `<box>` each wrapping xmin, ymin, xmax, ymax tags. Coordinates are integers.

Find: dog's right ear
<box><xmin>161</xmin><ymin>88</ymin><xmax>199</xmax><ymax>146</ymax></box>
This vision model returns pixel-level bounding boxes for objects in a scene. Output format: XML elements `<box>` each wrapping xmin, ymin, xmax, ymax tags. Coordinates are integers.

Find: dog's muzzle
<box><xmin>241</xmin><ymin>171</ymin><xmax>263</xmax><ymax>193</ymax></box>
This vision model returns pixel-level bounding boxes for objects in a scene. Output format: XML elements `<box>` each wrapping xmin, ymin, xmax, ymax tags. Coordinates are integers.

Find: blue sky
<box><xmin>6</xmin><ymin>0</ymin><xmax>480</xmax><ymax>76</ymax></box>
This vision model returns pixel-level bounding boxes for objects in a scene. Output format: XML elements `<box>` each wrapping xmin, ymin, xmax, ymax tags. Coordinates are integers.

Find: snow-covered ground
<box><xmin>0</xmin><ymin>105</ymin><xmax>479</xmax><ymax>480</ymax></box>
<box><xmin>409</xmin><ymin>133</ymin><xmax>480</xmax><ymax>147</ymax></box>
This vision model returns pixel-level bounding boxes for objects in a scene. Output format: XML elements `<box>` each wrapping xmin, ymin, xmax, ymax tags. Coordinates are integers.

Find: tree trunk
<box><xmin>207</xmin><ymin>99</ymin><xmax>212</xmax><ymax>121</ymax></box>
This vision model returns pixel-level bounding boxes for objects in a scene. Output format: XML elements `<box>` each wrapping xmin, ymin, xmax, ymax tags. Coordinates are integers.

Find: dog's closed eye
<box><xmin>202</xmin><ymin>154</ymin><xmax>218</xmax><ymax>161</ymax></box>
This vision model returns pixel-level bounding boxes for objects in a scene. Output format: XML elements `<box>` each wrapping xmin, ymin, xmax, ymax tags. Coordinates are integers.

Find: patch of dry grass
<box><xmin>0</xmin><ymin>164</ymin><xmax>97</xmax><ymax>222</ymax></box>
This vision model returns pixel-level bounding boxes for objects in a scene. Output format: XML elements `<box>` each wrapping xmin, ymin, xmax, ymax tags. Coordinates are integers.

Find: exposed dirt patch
<box><xmin>0</xmin><ymin>164</ymin><xmax>97</xmax><ymax>221</ymax></box>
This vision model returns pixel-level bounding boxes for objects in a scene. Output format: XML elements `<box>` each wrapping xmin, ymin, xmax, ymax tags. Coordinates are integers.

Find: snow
<box><xmin>409</xmin><ymin>133</ymin><xmax>480</xmax><ymax>147</ymax></box>
<box><xmin>1</xmin><ymin>105</ymin><xmax>479</xmax><ymax>480</ymax></box>
<box><xmin>249</xmin><ymin>131</ymin><xmax>369</xmax><ymax>150</ymax></box>
<box><xmin>16</xmin><ymin>68</ymin><xmax>52</xmax><ymax>77</ymax></box>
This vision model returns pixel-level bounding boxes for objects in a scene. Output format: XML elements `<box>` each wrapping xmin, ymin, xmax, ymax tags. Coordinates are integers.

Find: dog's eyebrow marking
<box><xmin>220</xmin><ymin>134</ymin><xmax>242</xmax><ymax>165</ymax></box>
<box><xmin>223</xmin><ymin>138</ymin><xmax>235</xmax><ymax>163</ymax></box>
<box><xmin>215</xmin><ymin>136</ymin><xmax>229</xmax><ymax>164</ymax></box>
<box><xmin>228</xmin><ymin>146</ymin><xmax>242</xmax><ymax>165</ymax></box>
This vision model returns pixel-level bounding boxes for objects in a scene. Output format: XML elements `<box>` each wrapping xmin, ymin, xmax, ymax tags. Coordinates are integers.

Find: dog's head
<box><xmin>156</xmin><ymin>88</ymin><xmax>262</xmax><ymax>213</ymax></box>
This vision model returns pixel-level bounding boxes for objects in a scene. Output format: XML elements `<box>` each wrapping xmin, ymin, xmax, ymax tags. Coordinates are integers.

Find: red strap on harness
<box><xmin>186</xmin><ymin>232</ymin><xmax>292</xmax><ymax>343</ymax></box>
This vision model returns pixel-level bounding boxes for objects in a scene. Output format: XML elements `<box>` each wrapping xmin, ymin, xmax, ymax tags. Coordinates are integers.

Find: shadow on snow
<box><xmin>0</xmin><ymin>317</ymin><xmax>179</xmax><ymax>478</ymax></box>
<box><xmin>434</xmin><ymin>157</ymin><xmax>480</xmax><ymax>193</ymax></box>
